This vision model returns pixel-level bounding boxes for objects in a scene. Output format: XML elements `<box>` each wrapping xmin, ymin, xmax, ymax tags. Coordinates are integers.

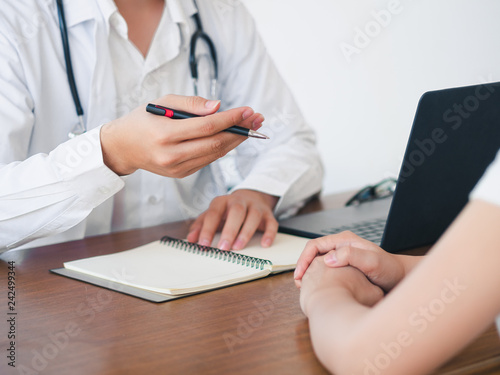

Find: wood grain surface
<box><xmin>1</xmin><ymin>194</ymin><xmax>499</xmax><ymax>374</ymax></box>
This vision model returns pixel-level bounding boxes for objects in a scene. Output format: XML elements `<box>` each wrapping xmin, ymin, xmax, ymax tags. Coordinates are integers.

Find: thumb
<box><xmin>328</xmin><ymin>246</ymin><xmax>380</xmax><ymax>277</ymax></box>
<box><xmin>156</xmin><ymin>94</ymin><xmax>221</xmax><ymax>116</ymax></box>
<box><xmin>323</xmin><ymin>249</ymin><xmax>350</xmax><ymax>268</ymax></box>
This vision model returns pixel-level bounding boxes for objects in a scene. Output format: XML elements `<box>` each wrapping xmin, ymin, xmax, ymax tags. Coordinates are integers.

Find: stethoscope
<box><xmin>56</xmin><ymin>0</ymin><xmax>218</xmax><ymax>138</ymax></box>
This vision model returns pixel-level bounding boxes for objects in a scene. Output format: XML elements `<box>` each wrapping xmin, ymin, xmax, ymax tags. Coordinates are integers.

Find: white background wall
<box><xmin>241</xmin><ymin>0</ymin><xmax>500</xmax><ymax>195</ymax></box>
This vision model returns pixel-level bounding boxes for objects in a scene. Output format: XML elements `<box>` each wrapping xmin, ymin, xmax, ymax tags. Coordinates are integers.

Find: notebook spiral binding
<box><xmin>160</xmin><ymin>236</ymin><xmax>272</xmax><ymax>270</ymax></box>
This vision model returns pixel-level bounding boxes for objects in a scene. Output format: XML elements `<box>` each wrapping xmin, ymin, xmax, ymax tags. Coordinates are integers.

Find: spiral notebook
<box><xmin>51</xmin><ymin>233</ymin><xmax>309</xmax><ymax>302</ymax></box>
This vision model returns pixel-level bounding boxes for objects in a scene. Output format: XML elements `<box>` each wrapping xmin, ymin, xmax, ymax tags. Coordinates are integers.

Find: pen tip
<box><xmin>249</xmin><ymin>130</ymin><xmax>270</xmax><ymax>139</ymax></box>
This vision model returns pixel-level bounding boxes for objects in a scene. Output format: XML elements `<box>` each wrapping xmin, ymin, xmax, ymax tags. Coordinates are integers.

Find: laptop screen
<box><xmin>381</xmin><ymin>82</ymin><xmax>500</xmax><ymax>252</ymax></box>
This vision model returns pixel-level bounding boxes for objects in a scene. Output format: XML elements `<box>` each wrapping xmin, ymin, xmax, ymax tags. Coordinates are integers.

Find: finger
<box><xmin>294</xmin><ymin>231</ymin><xmax>374</xmax><ymax>277</ymax></box>
<box><xmin>324</xmin><ymin>246</ymin><xmax>358</xmax><ymax>267</ymax></box>
<box><xmin>170</xmin><ymin>107</ymin><xmax>255</xmax><ymax>142</ymax></box>
<box><xmin>325</xmin><ymin>246</ymin><xmax>393</xmax><ymax>292</ymax></box>
<box><xmin>217</xmin><ymin>201</ymin><xmax>248</xmax><ymax>250</ymax></box>
<box><xmin>179</xmin><ymin>135</ymin><xmax>246</xmax><ymax>176</ymax></box>
<box><xmin>187</xmin><ymin>215</ymin><xmax>205</xmax><ymax>243</ymax></box>
<box><xmin>150</xmin><ymin>132</ymin><xmax>247</xmax><ymax>178</ymax></box>
<box><xmin>294</xmin><ymin>240</ymin><xmax>325</xmax><ymax>281</ymax></box>
<box><xmin>328</xmin><ymin>246</ymin><xmax>380</xmax><ymax>276</ymax></box>
<box><xmin>367</xmin><ymin>285</ymin><xmax>385</xmax><ymax>307</ymax></box>
<box><xmin>293</xmin><ymin>234</ymin><xmax>350</xmax><ymax>281</ymax></box>
<box><xmin>156</xmin><ymin>94</ymin><xmax>221</xmax><ymax>116</ymax></box>
<box><xmin>230</xmin><ymin>207</ymin><xmax>263</xmax><ymax>250</ymax></box>
<box><xmin>177</xmin><ymin>131</ymin><xmax>247</xmax><ymax>162</ymax></box>
<box><xmin>239</xmin><ymin>113</ymin><xmax>265</xmax><ymax>131</ymax></box>
<box><xmin>197</xmin><ymin>199</ymin><xmax>228</xmax><ymax>247</ymax></box>
<box><xmin>260</xmin><ymin>214</ymin><xmax>278</xmax><ymax>248</ymax></box>
<box><xmin>323</xmin><ymin>248</ymin><xmax>348</xmax><ymax>267</ymax></box>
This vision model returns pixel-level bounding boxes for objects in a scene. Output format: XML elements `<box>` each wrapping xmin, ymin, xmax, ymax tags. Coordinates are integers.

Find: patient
<box><xmin>293</xmin><ymin>150</ymin><xmax>500</xmax><ymax>375</ymax></box>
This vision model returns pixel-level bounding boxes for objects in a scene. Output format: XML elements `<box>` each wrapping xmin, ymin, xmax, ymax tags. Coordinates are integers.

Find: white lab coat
<box><xmin>0</xmin><ymin>0</ymin><xmax>323</xmax><ymax>251</ymax></box>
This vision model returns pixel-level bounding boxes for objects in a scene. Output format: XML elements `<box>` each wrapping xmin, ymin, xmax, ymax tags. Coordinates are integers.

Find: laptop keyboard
<box><xmin>320</xmin><ymin>217</ymin><xmax>386</xmax><ymax>245</ymax></box>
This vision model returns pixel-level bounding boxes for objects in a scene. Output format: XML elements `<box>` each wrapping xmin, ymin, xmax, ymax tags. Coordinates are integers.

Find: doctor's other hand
<box><xmin>187</xmin><ymin>189</ymin><xmax>279</xmax><ymax>251</ymax></box>
<box><xmin>300</xmin><ymin>257</ymin><xmax>384</xmax><ymax>317</ymax></box>
<box><xmin>100</xmin><ymin>94</ymin><xmax>264</xmax><ymax>178</ymax></box>
<box><xmin>294</xmin><ymin>231</ymin><xmax>416</xmax><ymax>293</ymax></box>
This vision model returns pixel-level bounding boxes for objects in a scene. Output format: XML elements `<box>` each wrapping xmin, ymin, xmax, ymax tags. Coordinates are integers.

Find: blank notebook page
<box><xmin>64</xmin><ymin>241</ymin><xmax>271</xmax><ymax>295</ymax></box>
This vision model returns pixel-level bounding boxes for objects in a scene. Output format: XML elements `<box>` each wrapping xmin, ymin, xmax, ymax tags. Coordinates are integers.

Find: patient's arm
<box><xmin>300</xmin><ymin>200</ymin><xmax>500</xmax><ymax>375</ymax></box>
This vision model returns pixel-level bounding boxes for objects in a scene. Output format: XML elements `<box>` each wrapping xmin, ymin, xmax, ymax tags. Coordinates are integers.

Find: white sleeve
<box><xmin>201</xmin><ymin>0</ymin><xmax>324</xmax><ymax>217</ymax></box>
<box><xmin>0</xmin><ymin>127</ymin><xmax>124</xmax><ymax>251</ymax></box>
<box><xmin>469</xmin><ymin>150</ymin><xmax>500</xmax><ymax>207</ymax></box>
<box><xmin>0</xmin><ymin>21</ymin><xmax>123</xmax><ymax>251</ymax></box>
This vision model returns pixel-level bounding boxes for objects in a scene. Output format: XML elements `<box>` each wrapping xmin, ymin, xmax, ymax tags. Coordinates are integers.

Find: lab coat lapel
<box><xmin>60</xmin><ymin>0</ymin><xmax>95</xmax><ymax>28</ymax></box>
<box><xmin>144</xmin><ymin>0</ymin><xmax>198</xmax><ymax>73</ymax></box>
<box><xmin>63</xmin><ymin>0</ymin><xmax>118</xmax><ymax>130</ymax></box>
<box><xmin>63</xmin><ymin>0</ymin><xmax>116</xmax><ymax>235</ymax></box>
<box><xmin>87</xmin><ymin>19</ymin><xmax>117</xmax><ymax>130</ymax></box>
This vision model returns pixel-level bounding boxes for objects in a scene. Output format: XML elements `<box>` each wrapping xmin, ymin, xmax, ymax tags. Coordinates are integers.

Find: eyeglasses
<box><xmin>345</xmin><ymin>177</ymin><xmax>397</xmax><ymax>206</ymax></box>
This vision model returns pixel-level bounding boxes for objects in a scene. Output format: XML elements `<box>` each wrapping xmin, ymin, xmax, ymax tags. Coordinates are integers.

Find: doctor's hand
<box><xmin>294</xmin><ymin>231</ymin><xmax>418</xmax><ymax>293</ymax></box>
<box><xmin>100</xmin><ymin>95</ymin><xmax>264</xmax><ymax>178</ymax></box>
<box><xmin>187</xmin><ymin>189</ymin><xmax>279</xmax><ymax>251</ymax></box>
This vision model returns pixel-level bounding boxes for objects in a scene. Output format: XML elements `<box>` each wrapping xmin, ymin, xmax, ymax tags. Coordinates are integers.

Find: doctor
<box><xmin>0</xmin><ymin>0</ymin><xmax>323</xmax><ymax>251</ymax></box>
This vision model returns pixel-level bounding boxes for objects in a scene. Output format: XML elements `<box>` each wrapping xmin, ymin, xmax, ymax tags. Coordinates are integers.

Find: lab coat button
<box><xmin>148</xmin><ymin>196</ymin><xmax>159</xmax><ymax>205</ymax></box>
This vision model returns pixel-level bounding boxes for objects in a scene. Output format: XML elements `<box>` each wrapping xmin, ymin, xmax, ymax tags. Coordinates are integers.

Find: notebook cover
<box><xmin>50</xmin><ymin>268</ymin><xmax>194</xmax><ymax>303</ymax></box>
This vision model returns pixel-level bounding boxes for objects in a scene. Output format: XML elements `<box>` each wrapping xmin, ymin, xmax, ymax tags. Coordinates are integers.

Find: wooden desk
<box><xmin>1</xmin><ymin>194</ymin><xmax>500</xmax><ymax>374</ymax></box>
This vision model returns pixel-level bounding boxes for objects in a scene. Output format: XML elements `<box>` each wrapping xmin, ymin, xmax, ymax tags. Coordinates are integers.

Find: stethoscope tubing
<box><xmin>57</xmin><ymin>0</ymin><xmax>218</xmax><ymax>136</ymax></box>
<box><xmin>56</xmin><ymin>0</ymin><xmax>84</xmax><ymax>119</ymax></box>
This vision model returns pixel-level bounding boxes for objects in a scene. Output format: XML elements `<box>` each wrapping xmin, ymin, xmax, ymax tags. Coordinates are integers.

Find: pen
<box><xmin>146</xmin><ymin>103</ymin><xmax>269</xmax><ymax>140</ymax></box>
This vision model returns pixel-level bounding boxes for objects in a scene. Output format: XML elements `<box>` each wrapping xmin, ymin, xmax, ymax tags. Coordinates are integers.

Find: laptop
<box><xmin>279</xmin><ymin>82</ymin><xmax>500</xmax><ymax>253</ymax></box>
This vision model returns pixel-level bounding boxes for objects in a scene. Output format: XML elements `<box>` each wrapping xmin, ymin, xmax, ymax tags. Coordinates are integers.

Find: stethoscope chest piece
<box><xmin>68</xmin><ymin>115</ymin><xmax>86</xmax><ymax>139</ymax></box>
